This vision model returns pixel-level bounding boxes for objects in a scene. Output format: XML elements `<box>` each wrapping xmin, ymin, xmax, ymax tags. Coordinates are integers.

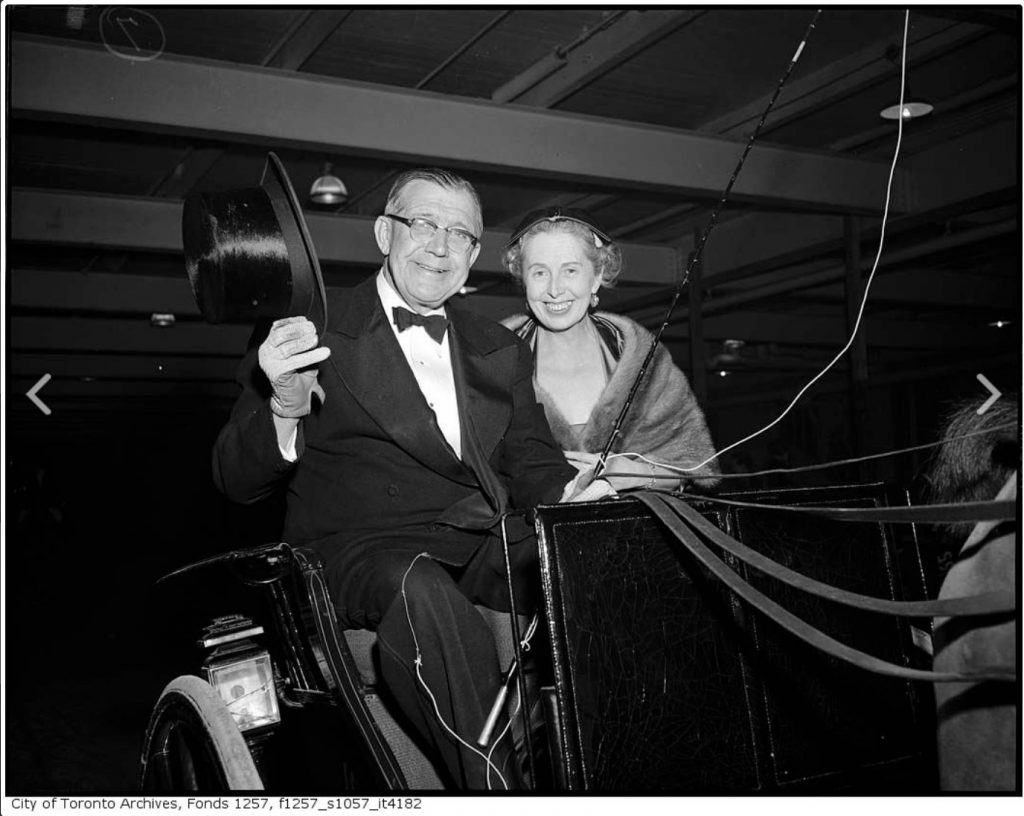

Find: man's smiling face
<box><xmin>375</xmin><ymin>179</ymin><xmax>482</xmax><ymax>314</ymax></box>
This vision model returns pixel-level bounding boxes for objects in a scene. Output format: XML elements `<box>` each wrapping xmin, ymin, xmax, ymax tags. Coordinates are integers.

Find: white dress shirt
<box><xmin>376</xmin><ymin>270</ymin><xmax>462</xmax><ymax>459</ymax></box>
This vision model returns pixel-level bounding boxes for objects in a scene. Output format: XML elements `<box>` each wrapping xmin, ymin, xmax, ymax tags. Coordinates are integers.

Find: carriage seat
<box><xmin>342</xmin><ymin>607</ymin><xmax>527</xmax><ymax>789</ymax></box>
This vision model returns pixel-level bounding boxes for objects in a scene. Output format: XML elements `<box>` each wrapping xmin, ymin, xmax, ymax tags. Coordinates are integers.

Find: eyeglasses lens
<box><xmin>410</xmin><ymin>219</ymin><xmax>472</xmax><ymax>252</ymax></box>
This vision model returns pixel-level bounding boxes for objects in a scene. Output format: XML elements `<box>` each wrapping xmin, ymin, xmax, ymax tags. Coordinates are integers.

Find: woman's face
<box><xmin>521</xmin><ymin>230</ymin><xmax>602</xmax><ymax>332</ymax></box>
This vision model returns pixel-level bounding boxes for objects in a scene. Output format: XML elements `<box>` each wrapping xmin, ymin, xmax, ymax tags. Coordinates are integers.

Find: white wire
<box><xmin>606</xmin><ymin>451</ymin><xmax>701</xmax><ymax>476</ymax></box>
<box><xmin>400</xmin><ymin>553</ymin><xmax>509</xmax><ymax>791</ymax></box>
<box><xmin>520</xmin><ymin>613</ymin><xmax>539</xmax><ymax>649</ymax></box>
<box><xmin>605</xmin><ymin>422</ymin><xmax>1021</xmax><ymax>482</ymax></box>
<box><xmin>671</xmin><ymin>9</ymin><xmax>911</xmax><ymax>476</ymax></box>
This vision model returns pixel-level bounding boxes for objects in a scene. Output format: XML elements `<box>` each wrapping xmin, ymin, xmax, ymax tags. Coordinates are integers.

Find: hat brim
<box><xmin>262</xmin><ymin>152</ymin><xmax>328</xmax><ymax>335</ymax></box>
<box><xmin>504</xmin><ymin>207</ymin><xmax>613</xmax><ymax>250</ymax></box>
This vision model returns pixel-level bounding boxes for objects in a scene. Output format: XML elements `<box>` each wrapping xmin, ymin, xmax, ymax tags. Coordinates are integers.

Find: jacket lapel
<box><xmin>447</xmin><ymin>319</ymin><xmax>512</xmax><ymax>519</ymax></box>
<box><xmin>449</xmin><ymin>307</ymin><xmax>514</xmax><ymax>466</ymax></box>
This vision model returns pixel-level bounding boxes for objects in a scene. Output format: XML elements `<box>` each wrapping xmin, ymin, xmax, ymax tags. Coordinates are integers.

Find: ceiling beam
<box><xmin>10</xmin><ymin>352</ymin><xmax>238</xmax><ymax>382</ymax></box>
<box><xmin>10</xmin><ymin>188</ymin><xmax>680</xmax><ymax>282</ymax></box>
<box><xmin>829</xmin><ymin>74</ymin><xmax>1017</xmax><ymax>153</ymax></box>
<box><xmin>700</xmin><ymin>18</ymin><xmax>986</xmax><ymax>137</ymax></box>
<box><xmin>792</xmin><ymin>267</ymin><xmax>1018</xmax><ymax>313</ymax></box>
<box><xmin>11</xmin><ymin>316</ymin><xmax>251</xmax><ymax>355</ymax></box>
<box><xmin>147</xmin><ymin>11</ymin><xmax>353</xmax><ymax>200</ymax></box>
<box><xmin>10</xmin><ymin>269</ymin><xmax>689</xmax><ymax>333</ymax></box>
<box><xmin>915</xmin><ymin>8</ymin><xmax>1020</xmax><ymax>32</ymax></box>
<box><xmin>623</xmin><ymin>217</ymin><xmax>1016</xmax><ymax>319</ymax></box>
<box><xmin>262</xmin><ymin>10</ymin><xmax>351</xmax><ymax>71</ymax></box>
<box><xmin>662</xmin><ymin>310</ymin><xmax>1001</xmax><ymax>350</ymax></box>
<box><xmin>11</xmin><ymin>270</ymin><xmax>202</xmax><ymax>316</ymax></box>
<box><xmin>708</xmin><ymin>351</ymin><xmax>1019</xmax><ymax>409</ymax></box>
<box><xmin>634</xmin><ymin>118</ymin><xmax>1018</xmax><ymax>289</ymax></box>
<box><xmin>8</xmin><ymin>377</ymin><xmax>241</xmax><ymax>401</ymax></box>
<box><xmin>620</xmin><ymin>18</ymin><xmax>991</xmax><ymax>243</ymax></box>
<box><xmin>639</xmin><ymin>79</ymin><xmax>1016</xmax><ymax>247</ymax></box>
<box><xmin>496</xmin><ymin>9</ymin><xmax>702</xmax><ymax>107</ymax></box>
<box><xmin>417</xmin><ymin>10</ymin><xmax>514</xmax><ymax>91</ymax></box>
<box><xmin>11</xmin><ymin>36</ymin><xmax>905</xmax><ymax>214</ymax></box>
<box><xmin>148</xmin><ymin>146</ymin><xmax>225</xmax><ymax>199</ymax></box>
<box><xmin>905</xmin><ymin>119</ymin><xmax>1019</xmax><ymax>212</ymax></box>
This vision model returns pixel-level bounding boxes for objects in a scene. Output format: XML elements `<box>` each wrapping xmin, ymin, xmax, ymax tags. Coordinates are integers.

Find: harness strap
<box><xmin>676</xmin><ymin>493</ymin><xmax>1017</xmax><ymax>525</ymax></box>
<box><xmin>634</xmin><ymin>493</ymin><xmax>1015</xmax><ymax>683</ymax></box>
<box><xmin>658</xmin><ymin>493</ymin><xmax>1015</xmax><ymax>618</ymax></box>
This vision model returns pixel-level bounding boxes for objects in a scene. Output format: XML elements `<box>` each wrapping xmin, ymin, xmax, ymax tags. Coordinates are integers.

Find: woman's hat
<box><xmin>182</xmin><ymin>152</ymin><xmax>327</xmax><ymax>333</ymax></box>
<box><xmin>505</xmin><ymin>206</ymin><xmax>612</xmax><ymax>249</ymax></box>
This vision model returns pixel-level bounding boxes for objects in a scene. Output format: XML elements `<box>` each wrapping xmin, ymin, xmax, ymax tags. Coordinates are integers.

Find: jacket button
<box><xmin>387</xmin><ymin>484</ymin><xmax>399</xmax><ymax>497</ymax></box>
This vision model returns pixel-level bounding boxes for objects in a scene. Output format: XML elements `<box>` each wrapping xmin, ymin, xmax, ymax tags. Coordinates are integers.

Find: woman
<box><xmin>501</xmin><ymin>207</ymin><xmax>719</xmax><ymax>492</ymax></box>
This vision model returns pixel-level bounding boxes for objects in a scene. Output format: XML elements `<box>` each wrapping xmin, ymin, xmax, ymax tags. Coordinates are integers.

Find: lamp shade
<box><xmin>880</xmin><ymin>97</ymin><xmax>933</xmax><ymax>120</ymax></box>
<box><xmin>310</xmin><ymin>163</ymin><xmax>348</xmax><ymax>205</ymax></box>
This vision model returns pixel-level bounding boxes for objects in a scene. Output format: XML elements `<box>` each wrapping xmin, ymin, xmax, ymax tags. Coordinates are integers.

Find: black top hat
<box><xmin>183</xmin><ymin>152</ymin><xmax>327</xmax><ymax>333</ymax></box>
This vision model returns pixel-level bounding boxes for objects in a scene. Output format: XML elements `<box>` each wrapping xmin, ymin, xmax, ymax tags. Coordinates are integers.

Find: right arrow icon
<box><xmin>976</xmin><ymin>373</ymin><xmax>1002</xmax><ymax>415</ymax></box>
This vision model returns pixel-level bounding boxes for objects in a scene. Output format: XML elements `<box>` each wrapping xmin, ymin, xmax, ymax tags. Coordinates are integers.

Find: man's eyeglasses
<box><xmin>384</xmin><ymin>214</ymin><xmax>480</xmax><ymax>253</ymax></box>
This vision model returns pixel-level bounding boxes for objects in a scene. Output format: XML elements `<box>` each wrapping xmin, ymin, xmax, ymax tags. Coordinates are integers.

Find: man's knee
<box><xmin>389</xmin><ymin>555</ymin><xmax>475</xmax><ymax>623</ymax></box>
<box><xmin>331</xmin><ymin>551</ymin><xmax>454</xmax><ymax>630</ymax></box>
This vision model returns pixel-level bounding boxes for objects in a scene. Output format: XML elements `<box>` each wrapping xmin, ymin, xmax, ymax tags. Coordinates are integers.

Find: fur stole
<box><xmin>503</xmin><ymin>312</ymin><xmax>720</xmax><ymax>486</ymax></box>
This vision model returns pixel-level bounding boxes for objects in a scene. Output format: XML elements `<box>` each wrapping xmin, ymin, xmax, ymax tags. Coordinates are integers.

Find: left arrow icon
<box><xmin>27</xmin><ymin>373</ymin><xmax>53</xmax><ymax>416</ymax></box>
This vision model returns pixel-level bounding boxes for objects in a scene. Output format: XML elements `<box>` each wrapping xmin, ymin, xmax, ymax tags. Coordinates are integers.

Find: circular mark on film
<box><xmin>99</xmin><ymin>7</ymin><xmax>165</xmax><ymax>62</ymax></box>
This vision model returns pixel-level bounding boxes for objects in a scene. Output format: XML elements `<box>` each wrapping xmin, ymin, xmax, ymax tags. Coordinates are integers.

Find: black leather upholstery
<box><xmin>535</xmin><ymin>485</ymin><xmax>933</xmax><ymax>792</ymax></box>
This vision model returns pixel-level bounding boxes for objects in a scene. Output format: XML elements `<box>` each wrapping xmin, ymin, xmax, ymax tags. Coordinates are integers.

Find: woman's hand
<box><xmin>560</xmin><ymin>451</ymin><xmax>616</xmax><ymax>503</ymax></box>
<box><xmin>563</xmin><ymin>451</ymin><xmax>661</xmax><ymax>491</ymax></box>
<box><xmin>564</xmin><ymin>450</ymin><xmax>601</xmax><ymax>473</ymax></box>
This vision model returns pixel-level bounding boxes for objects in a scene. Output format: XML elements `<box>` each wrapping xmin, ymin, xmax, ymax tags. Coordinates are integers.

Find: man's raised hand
<box><xmin>259</xmin><ymin>316</ymin><xmax>332</xmax><ymax>418</ymax></box>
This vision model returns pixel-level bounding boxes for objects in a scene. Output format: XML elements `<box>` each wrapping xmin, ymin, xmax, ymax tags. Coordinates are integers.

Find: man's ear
<box><xmin>468</xmin><ymin>242</ymin><xmax>481</xmax><ymax>268</ymax></box>
<box><xmin>374</xmin><ymin>216</ymin><xmax>391</xmax><ymax>255</ymax></box>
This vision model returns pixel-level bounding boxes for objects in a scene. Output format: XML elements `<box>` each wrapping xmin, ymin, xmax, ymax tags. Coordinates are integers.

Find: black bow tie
<box><xmin>392</xmin><ymin>306</ymin><xmax>449</xmax><ymax>344</ymax></box>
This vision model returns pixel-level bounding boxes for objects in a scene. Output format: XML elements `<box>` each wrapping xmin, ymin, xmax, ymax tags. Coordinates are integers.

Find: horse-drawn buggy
<box><xmin>141</xmin><ymin>482</ymin><xmax>975</xmax><ymax>793</ymax></box>
<box><xmin>155</xmin><ymin>112</ymin><xmax>1015</xmax><ymax>791</ymax></box>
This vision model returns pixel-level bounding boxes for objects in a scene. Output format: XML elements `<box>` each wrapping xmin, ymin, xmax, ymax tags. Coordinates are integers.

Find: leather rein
<box><xmin>632</xmin><ymin>491</ymin><xmax>1016</xmax><ymax>683</ymax></box>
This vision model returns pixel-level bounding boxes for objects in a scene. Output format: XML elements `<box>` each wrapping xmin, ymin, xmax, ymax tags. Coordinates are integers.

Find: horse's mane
<box><xmin>926</xmin><ymin>393</ymin><xmax>1019</xmax><ymax>537</ymax></box>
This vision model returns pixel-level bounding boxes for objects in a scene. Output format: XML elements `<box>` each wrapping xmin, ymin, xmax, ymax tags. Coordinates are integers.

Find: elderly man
<box><xmin>213</xmin><ymin>167</ymin><xmax>608</xmax><ymax>789</ymax></box>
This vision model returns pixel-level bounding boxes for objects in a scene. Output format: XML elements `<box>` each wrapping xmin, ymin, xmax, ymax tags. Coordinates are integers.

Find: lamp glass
<box><xmin>205</xmin><ymin>651</ymin><xmax>280</xmax><ymax>732</ymax></box>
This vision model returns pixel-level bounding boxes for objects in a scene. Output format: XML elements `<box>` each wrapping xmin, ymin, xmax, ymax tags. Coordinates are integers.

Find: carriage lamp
<box><xmin>200</xmin><ymin>615</ymin><xmax>281</xmax><ymax>733</ymax></box>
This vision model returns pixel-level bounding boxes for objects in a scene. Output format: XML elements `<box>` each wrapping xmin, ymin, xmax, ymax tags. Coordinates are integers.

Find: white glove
<box><xmin>258</xmin><ymin>317</ymin><xmax>332</xmax><ymax>418</ymax></box>
<box><xmin>566</xmin><ymin>450</ymin><xmax>666</xmax><ymax>491</ymax></box>
<box><xmin>561</xmin><ymin>468</ymin><xmax>617</xmax><ymax>503</ymax></box>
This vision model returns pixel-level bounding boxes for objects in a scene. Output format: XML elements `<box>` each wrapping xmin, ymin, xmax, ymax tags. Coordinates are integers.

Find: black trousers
<box><xmin>329</xmin><ymin>534</ymin><xmax>536</xmax><ymax>790</ymax></box>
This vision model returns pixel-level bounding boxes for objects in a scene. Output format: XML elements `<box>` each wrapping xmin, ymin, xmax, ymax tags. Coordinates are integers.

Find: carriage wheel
<box><xmin>140</xmin><ymin>675</ymin><xmax>264</xmax><ymax>791</ymax></box>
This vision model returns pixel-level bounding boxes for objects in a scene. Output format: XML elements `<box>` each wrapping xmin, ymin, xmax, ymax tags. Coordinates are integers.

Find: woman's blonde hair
<box><xmin>501</xmin><ymin>218</ymin><xmax>623</xmax><ymax>287</ymax></box>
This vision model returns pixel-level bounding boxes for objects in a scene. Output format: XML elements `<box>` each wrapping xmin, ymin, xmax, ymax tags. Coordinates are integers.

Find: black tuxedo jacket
<box><xmin>213</xmin><ymin>275</ymin><xmax>574</xmax><ymax>584</ymax></box>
